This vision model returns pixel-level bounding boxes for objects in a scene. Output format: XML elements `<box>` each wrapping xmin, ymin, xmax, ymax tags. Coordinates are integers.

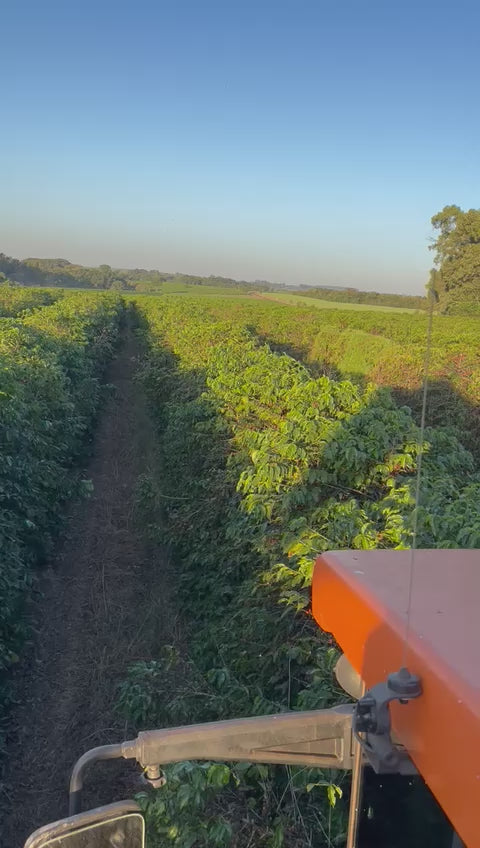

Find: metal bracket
<box><xmin>353</xmin><ymin>667</ymin><xmax>422</xmax><ymax>774</ymax></box>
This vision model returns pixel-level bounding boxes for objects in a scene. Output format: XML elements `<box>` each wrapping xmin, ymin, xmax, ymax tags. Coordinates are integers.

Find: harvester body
<box><xmin>25</xmin><ymin>550</ymin><xmax>478</xmax><ymax>848</ymax></box>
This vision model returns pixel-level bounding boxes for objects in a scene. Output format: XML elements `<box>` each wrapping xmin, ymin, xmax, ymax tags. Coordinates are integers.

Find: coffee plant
<box><xmin>0</xmin><ymin>291</ymin><xmax>123</xmax><ymax>715</ymax></box>
<box><xmin>205</xmin><ymin>298</ymin><xmax>480</xmax><ymax>453</ymax></box>
<box><xmin>0</xmin><ymin>284</ymin><xmax>59</xmax><ymax>317</ymax></box>
<box><xmin>120</xmin><ymin>296</ymin><xmax>480</xmax><ymax>847</ymax></box>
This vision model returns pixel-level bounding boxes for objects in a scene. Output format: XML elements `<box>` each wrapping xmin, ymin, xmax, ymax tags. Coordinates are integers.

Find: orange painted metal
<box><xmin>312</xmin><ymin>549</ymin><xmax>480</xmax><ymax>848</ymax></box>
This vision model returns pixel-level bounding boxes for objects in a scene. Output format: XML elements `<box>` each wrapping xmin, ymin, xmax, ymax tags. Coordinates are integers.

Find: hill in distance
<box><xmin>0</xmin><ymin>250</ymin><xmax>426</xmax><ymax>309</ymax></box>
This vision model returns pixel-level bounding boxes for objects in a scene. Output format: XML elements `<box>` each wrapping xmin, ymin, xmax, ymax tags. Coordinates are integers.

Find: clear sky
<box><xmin>2</xmin><ymin>0</ymin><xmax>479</xmax><ymax>293</ymax></box>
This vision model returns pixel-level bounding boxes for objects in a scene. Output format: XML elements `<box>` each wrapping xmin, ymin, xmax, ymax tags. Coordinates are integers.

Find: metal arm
<box><xmin>135</xmin><ymin>705</ymin><xmax>355</xmax><ymax>769</ymax></box>
<box><xmin>69</xmin><ymin>705</ymin><xmax>354</xmax><ymax>813</ymax></box>
<box><xmin>69</xmin><ymin>668</ymin><xmax>422</xmax><ymax>814</ymax></box>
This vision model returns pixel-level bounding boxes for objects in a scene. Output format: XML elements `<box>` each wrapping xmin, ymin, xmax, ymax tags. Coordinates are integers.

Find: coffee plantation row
<box><xmin>1</xmin><ymin>288</ymin><xmax>478</xmax><ymax>845</ymax></box>
<box><xmin>0</xmin><ymin>291</ymin><xmax>123</xmax><ymax>711</ymax></box>
<box><xmin>203</xmin><ymin>298</ymin><xmax>480</xmax><ymax>453</ymax></box>
<box><xmin>120</xmin><ymin>295</ymin><xmax>480</xmax><ymax>846</ymax></box>
<box><xmin>0</xmin><ymin>285</ymin><xmax>60</xmax><ymax>317</ymax></box>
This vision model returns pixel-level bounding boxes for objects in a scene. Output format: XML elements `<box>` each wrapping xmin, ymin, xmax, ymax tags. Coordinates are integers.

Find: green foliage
<box><xmin>137</xmin><ymin>760</ymin><xmax>346</xmax><ymax>848</ymax></box>
<box><xmin>0</xmin><ymin>292</ymin><xmax>123</xmax><ymax>712</ymax></box>
<box><xmin>0</xmin><ymin>283</ymin><xmax>60</xmax><ymax>318</ymax></box>
<box><xmin>0</xmin><ymin>251</ymin><xmax>274</xmax><ymax>294</ymax></box>
<box><xmin>0</xmin><ymin>284</ymin><xmax>59</xmax><ymax>316</ymax></box>
<box><xmin>277</xmin><ymin>288</ymin><xmax>426</xmax><ymax>310</ymax></box>
<box><xmin>202</xmin><ymin>298</ymin><xmax>480</xmax><ymax>456</ymax></box>
<box><xmin>123</xmin><ymin>296</ymin><xmax>479</xmax><ymax>847</ymax></box>
<box><xmin>429</xmin><ymin>204</ymin><xmax>480</xmax><ymax>313</ymax></box>
<box><xmin>258</xmin><ymin>292</ymin><xmax>419</xmax><ymax>314</ymax></box>
<box><xmin>0</xmin><ymin>253</ymin><xmax>131</xmax><ymax>290</ymax></box>
<box><xmin>137</xmin><ymin>762</ymin><xmax>235</xmax><ymax>848</ymax></box>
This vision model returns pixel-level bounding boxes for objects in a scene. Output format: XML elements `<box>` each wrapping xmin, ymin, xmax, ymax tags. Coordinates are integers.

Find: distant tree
<box><xmin>429</xmin><ymin>205</ymin><xmax>480</xmax><ymax>312</ymax></box>
<box><xmin>0</xmin><ymin>253</ymin><xmax>21</xmax><ymax>279</ymax></box>
<box><xmin>110</xmin><ymin>278</ymin><xmax>131</xmax><ymax>291</ymax></box>
<box><xmin>98</xmin><ymin>264</ymin><xmax>114</xmax><ymax>287</ymax></box>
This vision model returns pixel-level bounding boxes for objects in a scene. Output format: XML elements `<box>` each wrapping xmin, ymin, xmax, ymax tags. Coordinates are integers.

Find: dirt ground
<box><xmin>0</xmin><ymin>325</ymin><xmax>174</xmax><ymax>847</ymax></box>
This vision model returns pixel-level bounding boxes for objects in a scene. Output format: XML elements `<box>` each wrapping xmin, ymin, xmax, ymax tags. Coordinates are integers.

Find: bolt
<box><xmin>143</xmin><ymin>764</ymin><xmax>167</xmax><ymax>789</ymax></box>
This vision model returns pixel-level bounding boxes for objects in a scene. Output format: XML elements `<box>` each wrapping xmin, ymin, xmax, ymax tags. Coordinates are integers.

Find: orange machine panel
<box><xmin>312</xmin><ymin>549</ymin><xmax>480</xmax><ymax>848</ymax></box>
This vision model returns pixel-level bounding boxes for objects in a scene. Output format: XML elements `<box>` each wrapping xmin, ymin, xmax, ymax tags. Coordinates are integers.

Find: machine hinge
<box><xmin>353</xmin><ymin>666</ymin><xmax>422</xmax><ymax>774</ymax></box>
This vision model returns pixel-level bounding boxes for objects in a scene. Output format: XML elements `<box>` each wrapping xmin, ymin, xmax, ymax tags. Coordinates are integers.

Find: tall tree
<box><xmin>98</xmin><ymin>264</ymin><xmax>114</xmax><ymax>288</ymax></box>
<box><xmin>429</xmin><ymin>205</ymin><xmax>480</xmax><ymax>312</ymax></box>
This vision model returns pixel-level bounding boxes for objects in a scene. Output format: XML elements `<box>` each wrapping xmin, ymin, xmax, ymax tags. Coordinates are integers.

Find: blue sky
<box><xmin>2</xmin><ymin>0</ymin><xmax>479</xmax><ymax>293</ymax></box>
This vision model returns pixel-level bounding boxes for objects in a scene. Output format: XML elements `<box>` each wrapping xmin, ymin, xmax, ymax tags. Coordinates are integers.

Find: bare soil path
<box><xmin>0</xmin><ymin>319</ymin><xmax>173</xmax><ymax>847</ymax></box>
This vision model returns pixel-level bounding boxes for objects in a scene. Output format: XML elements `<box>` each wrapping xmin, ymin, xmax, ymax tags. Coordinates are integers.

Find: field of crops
<box><xmin>200</xmin><ymin>297</ymin><xmax>480</xmax><ymax>453</ymax></box>
<box><xmin>0</xmin><ymin>290</ymin><xmax>123</xmax><ymax>708</ymax></box>
<box><xmin>1</xmin><ymin>286</ymin><xmax>479</xmax><ymax>846</ymax></box>
<box><xmin>0</xmin><ymin>287</ymin><xmax>60</xmax><ymax>317</ymax></box>
<box><xmin>118</xmin><ymin>294</ymin><xmax>479</xmax><ymax>846</ymax></box>
<box><xmin>254</xmin><ymin>291</ymin><xmax>419</xmax><ymax>313</ymax></box>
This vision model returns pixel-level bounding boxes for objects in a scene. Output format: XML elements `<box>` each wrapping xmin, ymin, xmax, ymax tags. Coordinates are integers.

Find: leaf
<box><xmin>327</xmin><ymin>783</ymin><xmax>343</xmax><ymax>807</ymax></box>
<box><xmin>269</xmin><ymin>822</ymin><xmax>284</xmax><ymax>848</ymax></box>
<box><xmin>207</xmin><ymin>763</ymin><xmax>231</xmax><ymax>787</ymax></box>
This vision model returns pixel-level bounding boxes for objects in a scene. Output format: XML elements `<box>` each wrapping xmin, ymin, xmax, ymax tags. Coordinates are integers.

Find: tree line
<box><xmin>0</xmin><ymin>255</ymin><xmax>275</xmax><ymax>293</ymax></box>
<box><xmin>296</xmin><ymin>287</ymin><xmax>427</xmax><ymax>310</ymax></box>
<box><xmin>2</xmin><ymin>203</ymin><xmax>479</xmax><ymax>311</ymax></box>
<box><xmin>0</xmin><ymin>255</ymin><xmax>122</xmax><ymax>289</ymax></box>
